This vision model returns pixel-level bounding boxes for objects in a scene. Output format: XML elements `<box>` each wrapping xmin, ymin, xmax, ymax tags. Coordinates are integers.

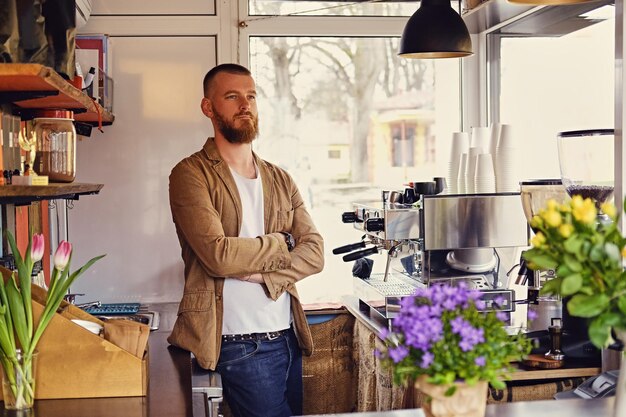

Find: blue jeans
<box><xmin>216</xmin><ymin>328</ymin><xmax>303</xmax><ymax>417</ymax></box>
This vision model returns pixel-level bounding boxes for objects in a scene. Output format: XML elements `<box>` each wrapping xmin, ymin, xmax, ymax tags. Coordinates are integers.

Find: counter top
<box><xmin>305</xmin><ymin>396</ymin><xmax>614</xmax><ymax>417</ymax></box>
<box><xmin>342</xmin><ymin>295</ymin><xmax>600</xmax><ymax>382</ymax></box>
<box><xmin>16</xmin><ymin>302</ymin><xmax>192</xmax><ymax>417</ymax></box>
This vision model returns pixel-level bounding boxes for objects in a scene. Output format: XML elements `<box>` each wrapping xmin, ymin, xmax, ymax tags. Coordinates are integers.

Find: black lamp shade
<box><xmin>399</xmin><ymin>0</ymin><xmax>473</xmax><ymax>59</ymax></box>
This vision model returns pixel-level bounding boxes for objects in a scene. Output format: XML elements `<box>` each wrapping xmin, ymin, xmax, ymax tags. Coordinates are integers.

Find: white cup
<box><xmin>475</xmin><ymin>153</ymin><xmax>496</xmax><ymax>193</ymax></box>
<box><xmin>457</xmin><ymin>153</ymin><xmax>468</xmax><ymax>194</ymax></box>
<box><xmin>465</xmin><ymin>147</ymin><xmax>482</xmax><ymax>194</ymax></box>
<box><xmin>497</xmin><ymin>124</ymin><xmax>516</xmax><ymax>150</ymax></box>
<box><xmin>489</xmin><ymin>123</ymin><xmax>501</xmax><ymax>166</ymax></box>
<box><xmin>471</xmin><ymin>127</ymin><xmax>490</xmax><ymax>153</ymax></box>
<box><xmin>448</xmin><ymin>132</ymin><xmax>470</xmax><ymax>193</ymax></box>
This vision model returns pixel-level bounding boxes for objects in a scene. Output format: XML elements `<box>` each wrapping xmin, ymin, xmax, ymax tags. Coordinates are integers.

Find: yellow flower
<box><xmin>601</xmin><ymin>202</ymin><xmax>617</xmax><ymax>219</ymax></box>
<box><xmin>547</xmin><ymin>199</ymin><xmax>559</xmax><ymax>211</ymax></box>
<box><xmin>542</xmin><ymin>209</ymin><xmax>562</xmax><ymax>228</ymax></box>
<box><xmin>560</xmin><ymin>203</ymin><xmax>571</xmax><ymax>213</ymax></box>
<box><xmin>571</xmin><ymin>195</ymin><xmax>584</xmax><ymax>209</ymax></box>
<box><xmin>559</xmin><ymin>223</ymin><xmax>574</xmax><ymax>238</ymax></box>
<box><xmin>622</xmin><ymin>247</ymin><xmax>626</xmax><ymax>258</ymax></box>
<box><xmin>572</xmin><ymin>198</ymin><xmax>597</xmax><ymax>225</ymax></box>
<box><xmin>530</xmin><ymin>215</ymin><xmax>543</xmax><ymax>229</ymax></box>
<box><xmin>530</xmin><ymin>232</ymin><xmax>546</xmax><ymax>248</ymax></box>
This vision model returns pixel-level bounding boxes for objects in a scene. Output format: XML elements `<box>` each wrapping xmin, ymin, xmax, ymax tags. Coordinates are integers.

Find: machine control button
<box><xmin>364</xmin><ymin>218</ymin><xmax>385</xmax><ymax>232</ymax></box>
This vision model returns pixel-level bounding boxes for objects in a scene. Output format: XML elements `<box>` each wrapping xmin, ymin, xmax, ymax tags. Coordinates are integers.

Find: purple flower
<box><xmin>496</xmin><ymin>311</ymin><xmax>509</xmax><ymax>322</ymax></box>
<box><xmin>494</xmin><ymin>296</ymin><xmax>506</xmax><ymax>308</ymax></box>
<box><xmin>420</xmin><ymin>352</ymin><xmax>435</xmax><ymax>368</ymax></box>
<box><xmin>451</xmin><ymin>316</ymin><xmax>468</xmax><ymax>334</ymax></box>
<box><xmin>458</xmin><ymin>326</ymin><xmax>485</xmax><ymax>352</ymax></box>
<box><xmin>379</xmin><ymin>328</ymin><xmax>389</xmax><ymax>339</ymax></box>
<box><xmin>475</xmin><ymin>356</ymin><xmax>486</xmax><ymax>366</ymax></box>
<box><xmin>388</xmin><ymin>345</ymin><xmax>409</xmax><ymax>363</ymax></box>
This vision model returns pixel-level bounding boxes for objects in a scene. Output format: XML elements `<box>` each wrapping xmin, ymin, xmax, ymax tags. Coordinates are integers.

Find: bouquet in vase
<box><xmin>0</xmin><ymin>231</ymin><xmax>104</xmax><ymax>409</ymax></box>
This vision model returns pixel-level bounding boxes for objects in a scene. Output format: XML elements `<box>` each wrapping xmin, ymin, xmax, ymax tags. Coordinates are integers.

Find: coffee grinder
<box><xmin>554</xmin><ymin>129</ymin><xmax>615</xmax><ymax>364</ymax></box>
<box><xmin>518</xmin><ymin>179</ymin><xmax>569</xmax><ymax>333</ymax></box>
<box><xmin>519</xmin><ymin>179</ymin><xmax>600</xmax><ymax>364</ymax></box>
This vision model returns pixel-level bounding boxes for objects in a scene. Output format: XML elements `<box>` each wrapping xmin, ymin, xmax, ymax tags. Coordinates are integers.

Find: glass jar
<box><xmin>33</xmin><ymin>110</ymin><xmax>76</xmax><ymax>182</ymax></box>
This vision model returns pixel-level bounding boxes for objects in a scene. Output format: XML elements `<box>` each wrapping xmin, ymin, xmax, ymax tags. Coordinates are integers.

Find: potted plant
<box><xmin>0</xmin><ymin>231</ymin><xmax>104</xmax><ymax>410</ymax></box>
<box><xmin>378</xmin><ymin>283</ymin><xmax>531</xmax><ymax>417</ymax></box>
<box><xmin>523</xmin><ymin>195</ymin><xmax>626</xmax><ymax>417</ymax></box>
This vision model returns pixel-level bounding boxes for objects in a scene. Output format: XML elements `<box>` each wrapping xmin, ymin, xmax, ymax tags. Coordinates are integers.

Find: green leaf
<box><xmin>604</xmin><ymin>242</ymin><xmax>621</xmax><ymax>262</ymax></box>
<box><xmin>588</xmin><ymin>319</ymin><xmax>611</xmax><ymax>349</ymax></box>
<box><xmin>618</xmin><ymin>296</ymin><xmax>626</xmax><ymax>316</ymax></box>
<box><xmin>563</xmin><ymin>254</ymin><xmax>582</xmax><ymax>272</ymax></box>
<box><xmin>5</xmin><ymin>276</ymin><xmax>29</xmax><ymax>352</ymax></box>
<box><xmin>556</xmin><ymin>264</ymin><xmax>573</xmax><ymax>278</ymax></box>
<box><xmin>563</xmin><ymin>235</ymin><xmax>584</xmax><ymax>255</ymax></box>
<box><xmin>527</xmin><ymin>255</ymin><xmax>558</xmax><ymax>270</ymax></box>
<box><xmin>5</xmin><ymin>231</ymin><xmax>33</xmax><ymax>341</ymax></box>
<box><xmin>540</xmin><ymin>277</ymin><xmax>563</xmax><ymax>296</ymax></box>
<box><xmin>590</xmin><ymin>245</ymin><xmax>604</xmax><ymax>262</ymax></box>
<box><xmin>560</xmin><ymin>273</ymin><xmax>582</xmax><ymax>296</ymax></box>
<box><xmin>444</xmin><ymin>385</ymin><xmax>457</xmax><ymax>397</ymax></box>
<box><xmin>567</xmin><ymin>294</ymin><xmax>610</xmax><ymax>318</ymax></box>
<box><xmin>490</xmin><ymin>379</ymin><xmax>506</xmax><ymax>390</ymax></box>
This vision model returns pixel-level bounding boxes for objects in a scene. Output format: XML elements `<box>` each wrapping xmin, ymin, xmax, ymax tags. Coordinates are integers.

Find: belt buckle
<box><xmin>266</xmin><ymin>331</ymin><xmax>279</xmax><ymax>341</ymax></box>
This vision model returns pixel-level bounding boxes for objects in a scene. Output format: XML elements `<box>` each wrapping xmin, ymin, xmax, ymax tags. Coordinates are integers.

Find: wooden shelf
<box><xmin>0</xmin><ymin>183</ymin><xmax>104</xmax><ymax>205</ymax></box>
<box><xmin>508</xmin><ymin>365</ymin><xmax>600</xmax><ymax>381</ymax></box>
<box><xmin>0</xmin><ymin>64</ymin><xmax>114</xmax><ymax>125</ymax></box>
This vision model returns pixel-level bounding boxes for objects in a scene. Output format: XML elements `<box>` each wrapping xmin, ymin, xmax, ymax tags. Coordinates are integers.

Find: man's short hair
<box><xmin>203</xmin><ymin>63</ymin><xmax>252</xmax><ymax>98</ymax></box>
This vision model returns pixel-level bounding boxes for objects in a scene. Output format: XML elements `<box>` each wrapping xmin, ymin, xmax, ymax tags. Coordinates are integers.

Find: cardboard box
<box><xmin>0</xmin><ymin>282</ymin><xmax>148</xmax><ymax>400</ymax></box>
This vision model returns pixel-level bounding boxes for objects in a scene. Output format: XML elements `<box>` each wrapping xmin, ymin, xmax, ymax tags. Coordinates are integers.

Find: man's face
<box><xmin>205</xmin><ymin>73</ymin><xmax>259</xmax><ymax>144</ymax></box>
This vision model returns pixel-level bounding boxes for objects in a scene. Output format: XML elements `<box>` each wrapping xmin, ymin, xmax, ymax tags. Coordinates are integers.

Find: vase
<box><xmin>0</xmin><ymin>349</ymin><xmax>38</xmax><ymax>410</ymax></box>
<box><xmin>416</xmin><ymin>375</ymin><xmax>488</xmax><ymax>417</ymax></box>
<box><xmin>613</xmin><ymin>330</ymin><xmax>626</xmax><ymax>417</ymax></box>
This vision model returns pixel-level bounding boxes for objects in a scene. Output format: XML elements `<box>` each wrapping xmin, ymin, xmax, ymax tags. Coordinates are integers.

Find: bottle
<box><xmin>32</xmin><ymin>110</ymin><xmax>76</xmax><ymax>182</ymax></box>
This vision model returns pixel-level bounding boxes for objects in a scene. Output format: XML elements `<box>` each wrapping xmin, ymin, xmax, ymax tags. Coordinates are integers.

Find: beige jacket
<box><xmin>167</xmin><ymin>137</ymin><xmax>324</xmax><ymax>370</ymax></box>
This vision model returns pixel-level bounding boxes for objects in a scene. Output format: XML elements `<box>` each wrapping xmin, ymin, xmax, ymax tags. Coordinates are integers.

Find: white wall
<box><xmin>70</xmin><ymin>7</ymin><xmax>218</xmax><ymax>302</ymax></box>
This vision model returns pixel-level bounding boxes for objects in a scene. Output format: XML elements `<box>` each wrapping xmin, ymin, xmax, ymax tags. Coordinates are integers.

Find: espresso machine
<box><xmin>335</xmin><ymin>186</ymin><xmax>529</xmax><ymax>329</ymax></box>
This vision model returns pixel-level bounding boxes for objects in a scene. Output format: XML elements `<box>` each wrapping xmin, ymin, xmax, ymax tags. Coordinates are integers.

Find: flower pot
<box><xmin>416</xmin><ymin>375</ymin><xmax>488</xmax><ymax>417</ymax></box>
<box><xmin>1</xmin><ymin>350</ymin><xmax>38</xmax><ymax>410</ymax></box>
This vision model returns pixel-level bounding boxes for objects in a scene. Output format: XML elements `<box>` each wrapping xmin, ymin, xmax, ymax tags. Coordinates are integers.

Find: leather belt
<box><xmin>222</xmin><ymin>328</ymin><xmax>289</xmax><ymax>343</ymax></box>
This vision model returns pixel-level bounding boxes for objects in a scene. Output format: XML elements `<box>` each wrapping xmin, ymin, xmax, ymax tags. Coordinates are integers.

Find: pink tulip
<box><xmin>31</xmin><ymin>234</ymin><xmax>45</xmax><ymax>262</ymax></box>
<box><xmin>54</xmin><ymin>241</ymin><xmax>72</xmax><ymax>270</ymax></box>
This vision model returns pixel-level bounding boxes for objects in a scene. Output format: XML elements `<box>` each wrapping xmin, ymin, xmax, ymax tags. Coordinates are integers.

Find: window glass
<box><xmin>495</xmin><ymin>4</ymin><xmax>614</xmax><ymax>180</ymax></box>
<box><xmin>249</xmin><ymin>36</ymin><xmax>461</xmax><ymax>303</ymax></box>
<box><xmin>248</xmin><ymin>0</ymin><xmax>418</xmax><ymax>16</ymax></box>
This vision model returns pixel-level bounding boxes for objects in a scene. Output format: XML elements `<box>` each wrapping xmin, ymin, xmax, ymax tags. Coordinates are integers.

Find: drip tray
<box><xmin>95</xmin><ymin>311</ymin><xmax>160</xmax><ymax>331</ymax></box>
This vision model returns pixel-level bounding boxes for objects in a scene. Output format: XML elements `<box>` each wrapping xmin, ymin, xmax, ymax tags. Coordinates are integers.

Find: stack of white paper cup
<box><xmin>447</xmin><ymin>132</ymin><xmax>469</xmax><ymax>194</ymax></box>
<box><xmin>474</xmin><ymin>153</ymin><xmax>496</xmax><ymax>193</ymax></box>
<box><xmin>465</xmin><ymin>146</ymin><xmax>482</xmax><ymax>194</ymax></box>
<box><xmin>489</xmin><ymin>123</ymin><xmax>501</xmax><ymax>167</ymax></box>
<box><xmin>471</xmin><ymin>127</ymin><xmax>490</xmax><ymax>153</ymax></box>
<box><xmin>457</xmin><ymin>153</ymin><xmax>468</xmax><ymax>194</ymax></box>
<box><xmin>495</xmin><ymin>124</ymin><xmax>519</xmax><ymax>192</ymax></box>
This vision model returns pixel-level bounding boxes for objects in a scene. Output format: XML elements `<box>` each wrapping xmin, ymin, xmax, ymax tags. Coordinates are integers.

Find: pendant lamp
<box><xmin>399</xmin><ymin>0</ymin><xmax>473</xmax><ymax>59</ymax></box>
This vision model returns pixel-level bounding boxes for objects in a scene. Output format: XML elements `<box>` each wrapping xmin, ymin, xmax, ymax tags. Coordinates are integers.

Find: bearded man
<box><xmin>168</xmin><ymin>63</ymin><xmax>324</xmax><ymax>417</ymax></box>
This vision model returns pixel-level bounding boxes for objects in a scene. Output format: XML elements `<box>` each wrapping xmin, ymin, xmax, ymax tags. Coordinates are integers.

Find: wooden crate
<box><xmin>0</xmin><ymin>282</ymin><xmax>148</xmax><ymax>399</ymax></box>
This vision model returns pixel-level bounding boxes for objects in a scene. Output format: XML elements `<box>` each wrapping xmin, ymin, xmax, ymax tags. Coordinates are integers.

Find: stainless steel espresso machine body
<box><xmin>338</xmin><ymin>192</ymin><xmax>529</xmax><ymax>328</ymax></box>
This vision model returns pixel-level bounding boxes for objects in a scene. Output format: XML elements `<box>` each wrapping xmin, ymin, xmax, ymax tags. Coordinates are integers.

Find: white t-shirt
<box><xmin>222</xmin><ymin>164</ymin><xmax>291</xmax><ymax>335</ymax></box>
